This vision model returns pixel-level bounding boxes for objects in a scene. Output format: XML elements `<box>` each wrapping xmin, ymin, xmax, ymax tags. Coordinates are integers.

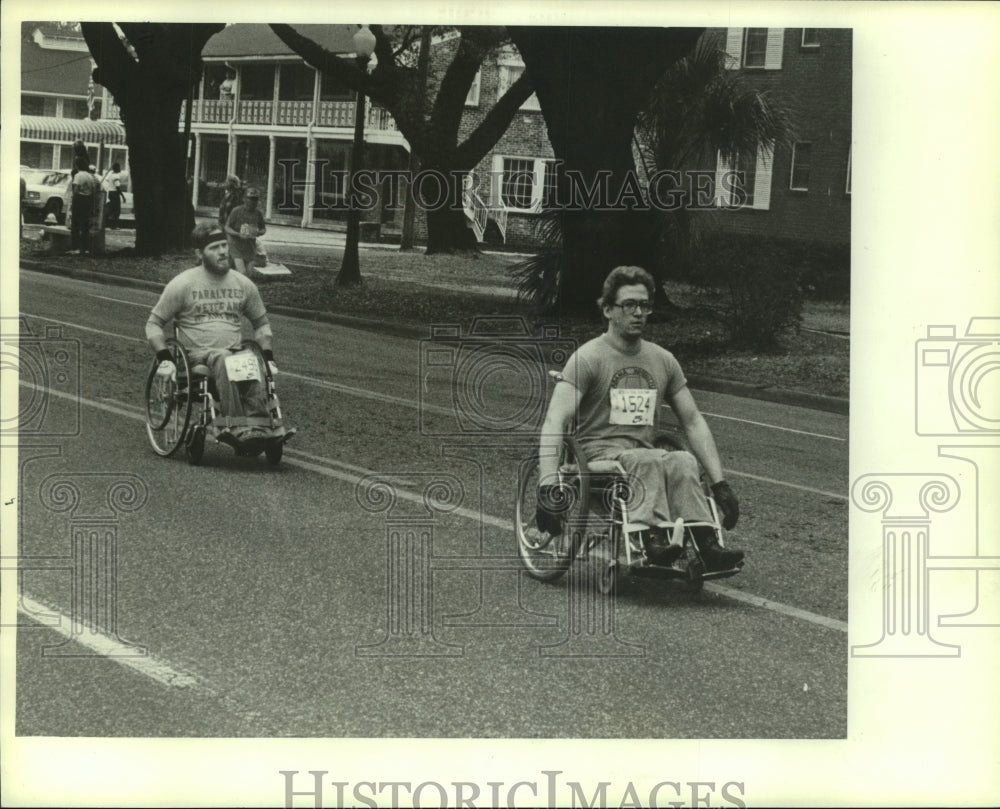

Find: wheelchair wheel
<box><xmin>145</xmin><ymin>339</ymin><xmax>193</xmax><ymax>457</ymax></box>
<box><xmin>515</xmin><ymin>437</ymin><xmax>589</xmax><ymax>582</ymax></box>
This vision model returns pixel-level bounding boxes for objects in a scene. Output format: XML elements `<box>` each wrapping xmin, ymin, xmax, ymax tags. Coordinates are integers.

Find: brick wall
<box><xmin>705</xmin><ymin>28</ymin><xmax>852</xmax><ymax>247</ymax></box>
<box><xmin>413</xmin><ymin>28</ymin><xmax>851</xmax><ymax>252</ymax></box>
<box><xmin>413</xmin><ymin>42</ymin><xmax>554</xmax><ymax>248</ymax></box>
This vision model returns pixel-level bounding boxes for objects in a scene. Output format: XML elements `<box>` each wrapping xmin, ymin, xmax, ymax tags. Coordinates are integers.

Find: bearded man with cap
<box><xmin>145</xmin><ymin>222</ymin><xmax>288</xmax><ymax>446</ymax></box>
<box><xmin>224</xmin><ymin>185</ymin><xmax>266</xmax><ymax>274</ymax></box>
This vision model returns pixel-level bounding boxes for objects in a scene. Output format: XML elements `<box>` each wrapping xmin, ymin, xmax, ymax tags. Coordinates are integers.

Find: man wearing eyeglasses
<box><xmin>536</xmin><ymin>265</ymin><xmax>743</xmax><ymax>572</ymax></box>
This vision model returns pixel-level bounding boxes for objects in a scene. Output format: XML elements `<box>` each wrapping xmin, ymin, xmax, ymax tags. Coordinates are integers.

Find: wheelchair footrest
<box><xmin>699</xmin><ymin>561</ymin><xmax>745</xmax><ymax>581</ymax></box>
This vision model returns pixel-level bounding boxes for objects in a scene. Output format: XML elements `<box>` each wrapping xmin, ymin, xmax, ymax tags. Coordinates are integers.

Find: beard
<box><xmin>203</xmin><ymin>253</ymin><xmax>230</xmax><ymax>275</ymax></box>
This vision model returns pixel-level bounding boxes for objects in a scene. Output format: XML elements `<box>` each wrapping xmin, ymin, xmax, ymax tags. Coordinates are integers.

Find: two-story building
<box><xmin>710</xmin><ymin>27</ymin><xmax>852</xmax><ymax>249</ymax></box>
<box><xmin>100</xmin><ymin>24</ymin><xmax>412</xmax><ymax>232</ymax></box>
<box><xmin>19</xmin><ymin>23</ymin><xmax>127</xmax><ymax>172</ymax></box>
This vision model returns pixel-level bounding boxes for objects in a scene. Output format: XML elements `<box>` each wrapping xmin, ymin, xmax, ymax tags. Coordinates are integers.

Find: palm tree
<box><xmin>513</xmin><ymin>36</ymin><xmax>797</xmax><ymax>313</ymax></box>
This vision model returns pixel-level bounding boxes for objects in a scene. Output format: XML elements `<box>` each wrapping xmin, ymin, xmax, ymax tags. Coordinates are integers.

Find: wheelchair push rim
<box><xmin>515</xmin><ymin>438</ymin><xmax>591</xmax><ymax>582</ymax></box>
<box><xmin>145</xmin><ymin>338</ymin><xmax>194</xmax><ymax>457</ymax></box>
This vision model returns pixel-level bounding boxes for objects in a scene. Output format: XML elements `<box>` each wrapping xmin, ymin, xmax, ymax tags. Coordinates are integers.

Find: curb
<box><xmin>19</xmin><ymin>260</ymin><xmax>848</xmax><ymax>415</ymax></box>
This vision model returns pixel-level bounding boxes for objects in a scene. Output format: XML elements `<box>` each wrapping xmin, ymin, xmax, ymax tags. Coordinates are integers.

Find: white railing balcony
<box><xmin>275</xmin><ymin>100</ymin><xmax>312</xmax><ymax>126</ymax></box>
<box><xmin>316</xmin><ymin>100</ymin><xmax>356</xmax><ymax>128</ymax></box>
<box><xmin>199</xmin><ymin>99</ymin><xmax>234</xmax><ymax>123</ymax></box>
<box><xmin>237</xmin><ymin>100</ymin><xmax>274</xmax><ymax>125</ymax></box>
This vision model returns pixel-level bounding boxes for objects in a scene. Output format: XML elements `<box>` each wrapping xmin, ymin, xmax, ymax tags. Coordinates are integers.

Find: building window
<box><xmin>239</xmin><ymin>64</ymin><xmax>276</xmax><ymax>101</ymax></box>
<box><xmin>498</xmin><ymin>64</ymin><xmax>540</xmax><ymax>111</ymax></box>
<box><xmin>744</xmin><ymin>28</ymin><xmax>769</xmax><ymax>67</ymax></box>
<box><xmin>494</xmin><ymin>156</ymin><xmax>554</xmax><ymax>211</ymax></box>
<box><xmin>790</xmin><ymin>142</ymin><xmax>812</xmax><ymax>191</ymax></box>
<box><xmin>279</xmin><ymin>63</ymin><xmax>316</xmax><ymax>101</ymax></box>
<box><xmin>715</xmin><ymin>146</ymin><xmax>774</xmax><ymax>210</ymax></box>
<box><xmin>500</xmin><ymin>157</ymin><xmax>535</xmax><ymax>208</ymax></box>
<box><xmin>846</xmin><ymin>146</ymin><xmax>852</xmax><ymax>195</ymax></box>
<box><xmin>725</xmin><ymin>28</ymin><xmax>784</xmax><ymax>70</ymax></box>
<box><xmin>320</xmin><ymin>73</ymin><xmax>355</xmax><ymax>101</ymax></box>
<box><xmin>21</xmin><ymin>95</ymin><xmax>44</xmax><ymax>116</ymax></box>
<box><xmin>466</xmin><ymin>69</ymin><xmax>481</xmax><ymax>107</ymax></box>
<box><xmin>63</xmin><ymin>98</ymin><xmax>89</xmax><ymax>119</ymax></box>
<box><xmin>801</xmin><ymin>29</ymin><xmax>821</xmax><ymax>48</ymax></box>
<box><xmin>20</xmin><ymin>142</ymin><xmax>54</xmax><ymax>169</ymax></box>
<box><xmin>541</xmin><ymin>160</ymin><xmax>559</xmax><ymax>208</ymax></box>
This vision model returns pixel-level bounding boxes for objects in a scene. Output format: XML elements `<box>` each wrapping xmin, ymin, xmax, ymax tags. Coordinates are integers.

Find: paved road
<box><xmin>13</xmin><ymin>269</ymin><xmax>847</xmax><ymax>738</ymax></box>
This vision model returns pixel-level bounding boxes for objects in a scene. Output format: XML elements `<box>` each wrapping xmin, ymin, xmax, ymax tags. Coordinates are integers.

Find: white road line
<box><xmin>22</xmin><ymin>313</ymin><xmax>146</xmax><ymax>343</ymax></box>
<box><xmin>17</xmin><ymin>381</ymin><xmax>847</xmax><ymax>635</ymax></box>
<box><xmin>20</xmin><ymin>312</ymin><xmax>847</xmax><ymax>494</ymax></box>
<box><xmin>803</xmin><ymin>327</ymin><xmax>850</xmax><ymax>341</ymax></box>
<box><xmin>699</xmin><ymin>411</ymin><xmax>845</xmax><ymax>442</ymax></box>
<box><xmin>17</xmin><ymin>593</ymin><xmax>202</xmax><ymax>689</ymax></box>
<box><xmin>725</xmin><ymin>469</ymin><xmax>847</xmax><ymax>501</ymax></box>
<box><xmin>701</xmin><ymin>586</ymin><xmax>848</xmax><ymax>632</ymax></box>
<box><xmin>89</xmin><ymin>294</ymin><xmax>150</xmax><ymax>308</ymax></box>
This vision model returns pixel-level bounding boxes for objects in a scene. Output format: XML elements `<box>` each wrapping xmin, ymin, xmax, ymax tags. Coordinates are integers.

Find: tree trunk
<box><xmin>81</xmin><ymin>23</ymin><xmax>223</xmax><ymax>257</ymax></box>
<box><xmin>425</xmin><ymin>205</ymin><xmax>479</xmax><ymax>254</ymax></box>
<box><xmin>420</xmin><ymin>163</ymin><xmax>479</xmax><ymax>255</ymax></box>
<box><xmin>122</xmin><ymin>102</ymin><xmax>194</xmax><ymax>256</ymax></box>
<box><xmin>508</xmin><ymin>26</ymin><xmax>703</xmax><ymax>313</ymax></box>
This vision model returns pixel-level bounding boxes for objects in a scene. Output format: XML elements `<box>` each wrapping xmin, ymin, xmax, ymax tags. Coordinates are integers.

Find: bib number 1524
<box><xmin>609</xmin><ymin>388</ymin><xmax>656</xmax><ymax>425</ymax></box>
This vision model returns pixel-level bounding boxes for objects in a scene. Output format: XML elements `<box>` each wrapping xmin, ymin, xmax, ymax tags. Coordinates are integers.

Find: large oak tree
<box><xmin>81</xmin><ymin>22</ymin><xmax>224</xmax><ymax>256</ymax></box>
<box><xmin>507</xmin><ymin>26</ymin><xmax>704</xmax><ymax>313</ymax></box>
<box><xmin>269</xmin><ymin>24</ymin><xmax>534</xmax><ymax>255</ymax></box>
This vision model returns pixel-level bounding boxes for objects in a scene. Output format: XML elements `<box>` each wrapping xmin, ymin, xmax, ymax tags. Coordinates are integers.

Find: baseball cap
<box><xmin>191</xmin><ymin>224</ymin><xmax>227</xmax><ymax>250</ymax></box>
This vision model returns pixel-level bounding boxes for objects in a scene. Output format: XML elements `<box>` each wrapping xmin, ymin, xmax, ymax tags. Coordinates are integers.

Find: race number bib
<box><xmin>609</xmin><ymin>388</ymin><xmax>656</xmax><ymax>425</ymax></box>
<box><xmin>224</xmin><ymin>351</ymin><xmax>261</xmax><ymax>382</ymax></box>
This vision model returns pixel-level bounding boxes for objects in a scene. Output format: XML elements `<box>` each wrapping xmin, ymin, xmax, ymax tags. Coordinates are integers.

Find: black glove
<box><xmin>155</xmin><ymin>349</ymin><xmax>173</xmax><ymax>364</ymax></box>
<box><xmin>535</xmin><ymin>484</ymin><xmax>569</xmax><ymax>535</ymax></box>
<box><xmin>711</xmin><ymin>480</ymin><xmax>740</xmax><ymax>530</ymax></box>
<box><xmin>262</xmin><ymin>349</ymin><xmax>274</xmax><ymax>363</ymax></box>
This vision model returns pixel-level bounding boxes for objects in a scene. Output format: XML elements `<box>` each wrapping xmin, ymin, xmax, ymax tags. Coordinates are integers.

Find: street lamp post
<box><xmin>336</xmin><ymin>25</ymin><xmax>377</xmax><ymax>287</ymax></box>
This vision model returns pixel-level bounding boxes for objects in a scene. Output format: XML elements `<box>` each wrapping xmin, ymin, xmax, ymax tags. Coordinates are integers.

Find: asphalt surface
<box><xmin>14</xmin><ymin>269</ymin><xmax>848</xmax><ymax>738</ymax></box>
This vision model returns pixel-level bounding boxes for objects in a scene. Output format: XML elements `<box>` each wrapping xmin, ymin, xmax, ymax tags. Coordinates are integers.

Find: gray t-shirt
<box><xmin>559</xmin><ymin>334</ymin><xmax>687</xmax><ymax>449</ymax></box>
<box><xmin>150</xmin><ymin>265</ymin><xmax>266</xmax><ymax>351</ymax></box>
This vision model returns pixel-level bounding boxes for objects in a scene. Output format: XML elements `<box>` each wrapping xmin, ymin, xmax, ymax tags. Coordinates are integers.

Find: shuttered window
<box><xmin>498</xmin><ymin>64</ymin><xmax>540</xmax><ymax>111</ymax></box>
<box><xmin>724</xmin><ymin>28</ymin><xmax>784</xmax><ymax>70</ymax></box>
<box><xmin>790</xmin><ymin>142</ymin><xmax>812</xmax><ymax>191</ymax></box>
<box><xmin>466</xmin><ymin>69</ymin><xmax>481</xmax><ymax>106</ymax></box>
<box><xmin>492</xmin><ymin>155</ymin><xmax>556</xmax><ymax>211</ymax></box>
<box><xmin>715</xmin><ymin>146</ymin><xmax>774</xmax><ymax>210</ymax></box>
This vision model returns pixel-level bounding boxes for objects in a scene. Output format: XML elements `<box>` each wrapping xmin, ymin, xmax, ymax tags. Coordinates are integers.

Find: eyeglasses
<box><xmin>611</xmin><ymin>299</ymin><xmax>653</xmax><ymax>315</ymax></box>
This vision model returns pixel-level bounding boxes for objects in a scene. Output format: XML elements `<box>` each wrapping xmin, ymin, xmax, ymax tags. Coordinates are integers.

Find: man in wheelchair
<box><xmin>535</xmin><ymin>265</ymin><xmax>743</xmax><ymax>573</ymax></box>
<box><xmin>145</xmin><ymin>223</ymin><xmax>292</xmax><ymax>452</ymax></box>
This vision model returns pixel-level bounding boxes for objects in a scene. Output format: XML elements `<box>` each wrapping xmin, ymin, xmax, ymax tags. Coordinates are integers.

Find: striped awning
<box><xmin>20</xmin><ymin>115</ymin><xmax>127</xmax><ymax>146</ymax></box>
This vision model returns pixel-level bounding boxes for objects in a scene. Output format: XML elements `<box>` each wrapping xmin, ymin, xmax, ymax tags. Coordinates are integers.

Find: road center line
<box><xmin>17</xmin><ymin>381</ymin><xmax>847</xmax><ymax>634</ymax></box>
<box><xmin>16</xmin><ymin>313</ymin><xmax>849</xmax><ymax>498</ymax></box>
<box><xmin>17</xmin><ymin>592</ymin><xmax>202</xmax><ymax>688</ymax></box>
<box><xmin>21</xmin><ymin>311</ymin><xmax>848</xmax><ymax>444</ymax></box>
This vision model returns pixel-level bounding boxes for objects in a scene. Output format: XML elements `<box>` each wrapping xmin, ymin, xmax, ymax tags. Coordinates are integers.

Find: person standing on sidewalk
<box><xmin>224</xmin><ymin>185</ymin><xmax>266</xmax><ymax>274</ymax></box>
<box><xmin>218</xmin><ymin>174</ymin><xmax>243</xmax><ymax>227</ymax></box>
<box><xmin>102</xmin><ymin>162</ymin><xmax>126</xmax><ymax>229</ymax></box>
<box><xmin>69</xmin><ymin>158</ymin><xmax>99</xmax><ymax>254</ymax></box>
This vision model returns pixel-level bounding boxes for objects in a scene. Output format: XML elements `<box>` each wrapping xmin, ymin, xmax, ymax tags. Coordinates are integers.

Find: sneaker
<box><xmin>644</xmin><ymin>528</ymin><xmax>683</xmax><ymax>566</ymax></box>
<box><xmin>691</xmin><ymin>528</ymin><xmax>744</xmax><ymax>572</ymax></box>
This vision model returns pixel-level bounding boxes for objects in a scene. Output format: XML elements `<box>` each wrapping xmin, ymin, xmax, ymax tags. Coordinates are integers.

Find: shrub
<box><xmin>685</xmin><ymin>233</ymin><xmax>804</xmax><ymax>350</ymax></box>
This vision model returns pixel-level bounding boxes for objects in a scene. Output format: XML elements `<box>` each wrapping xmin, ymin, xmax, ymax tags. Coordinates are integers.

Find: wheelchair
<box><xmin>515</xmin><ymin>431</ymin><xmax>743</xmax><ymax>596</ymax></box>
<box><xmin>144</xmin><ymin>338</ymin><xmax>293</xmax><ymax>466</ymax></box>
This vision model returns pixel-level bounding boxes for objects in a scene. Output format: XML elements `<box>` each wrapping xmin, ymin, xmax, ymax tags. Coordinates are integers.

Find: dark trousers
<box><xmin>106</xmin><ymin>192</ymin><xmax>121</xmax><ymax>228</ymax></box>
<box><xmin>70</xmin><ymin>195</ymin><xmax>93</xmax><ymax>252</ymax></box>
